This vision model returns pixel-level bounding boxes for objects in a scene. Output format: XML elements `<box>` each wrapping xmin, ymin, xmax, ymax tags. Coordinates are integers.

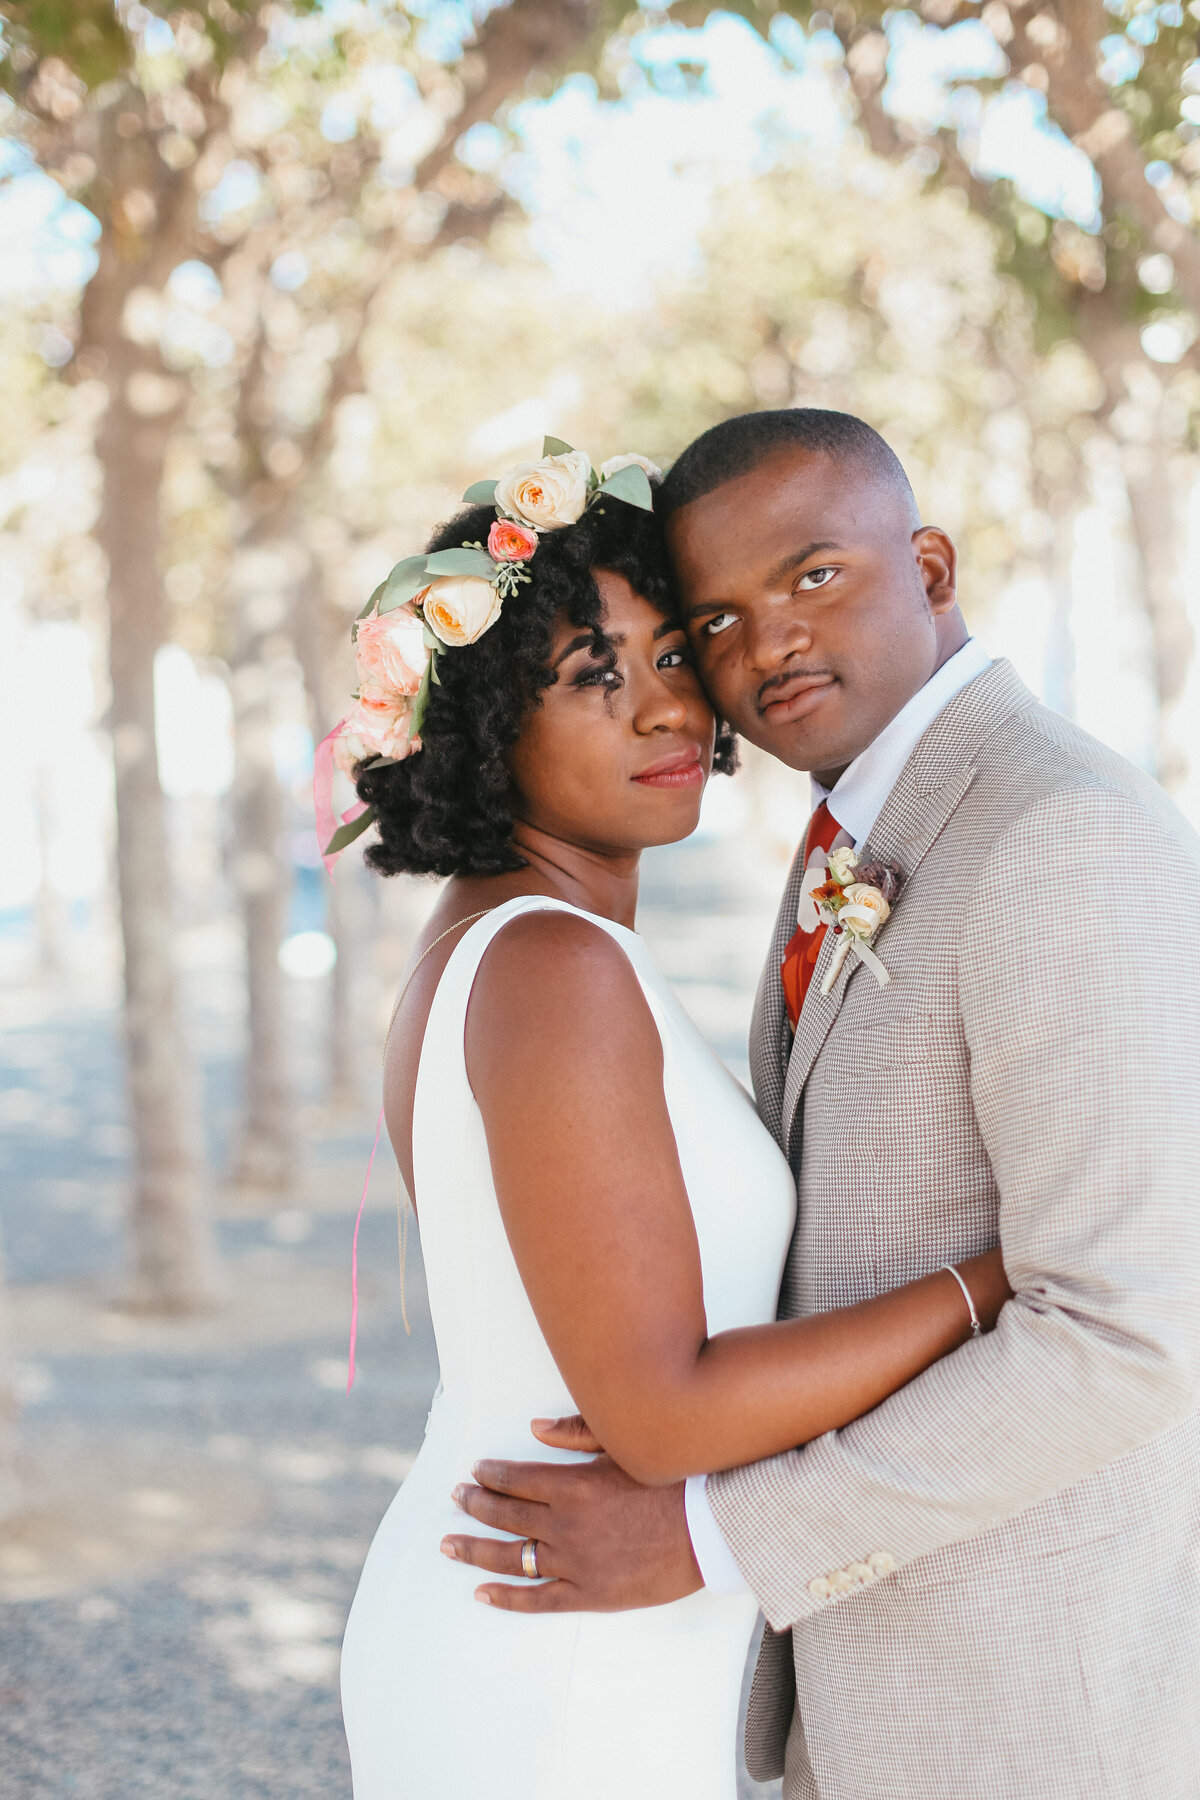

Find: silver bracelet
<box><xmin>942</xmin><ymin>1263</ymin><xmax>983</xmax><ymax>1338</ymax></box>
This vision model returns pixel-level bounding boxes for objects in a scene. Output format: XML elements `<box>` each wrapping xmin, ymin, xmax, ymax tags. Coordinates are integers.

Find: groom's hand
<box><xmin>441</xmin><ymin>1418</ymin><xmax>702</xmax><ymax>1612</ymax></box>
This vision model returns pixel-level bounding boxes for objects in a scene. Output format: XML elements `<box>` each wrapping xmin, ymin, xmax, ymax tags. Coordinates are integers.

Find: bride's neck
<box><xmin>508</xmin><ymin>821</ymin><xmax>641</xmax><ymax>930</ymax></box>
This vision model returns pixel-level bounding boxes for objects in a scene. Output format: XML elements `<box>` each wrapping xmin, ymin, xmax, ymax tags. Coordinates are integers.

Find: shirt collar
<box><xmin>811</xmin><ymin>638</ymin><xmax>992</xmax><ymax>847</ymax></box>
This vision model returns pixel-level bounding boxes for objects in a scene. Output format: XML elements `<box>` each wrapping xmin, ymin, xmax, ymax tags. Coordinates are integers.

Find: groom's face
<box><xmin>668</xmin><ymin>448</ymin><xmax>959</xmax><ymax>785</ymax></box>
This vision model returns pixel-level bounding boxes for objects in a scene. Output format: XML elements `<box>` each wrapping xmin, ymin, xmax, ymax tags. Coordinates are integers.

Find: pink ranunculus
<box><xmin>354</xmin><ymin>604</ymin><xmax>429</xmax><ymax>697</ymax></box>
<box><xmin>487</xmin><ymin>518</ymin><xmax>538</xmax><ymax>563</ymax></box>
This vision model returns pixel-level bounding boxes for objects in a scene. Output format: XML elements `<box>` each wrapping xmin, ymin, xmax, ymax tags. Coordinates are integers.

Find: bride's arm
<box><xmin>466</xmin><ymin>912</ymin><xmax>1010</xmax><ymax>1488</ymax></box>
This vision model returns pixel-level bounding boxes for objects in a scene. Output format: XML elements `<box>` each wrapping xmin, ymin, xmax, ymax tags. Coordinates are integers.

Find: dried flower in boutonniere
<box><xmin>805</xmin><ymin>846</ymin><xmax>903</xmax><ymax>995</ymax></box>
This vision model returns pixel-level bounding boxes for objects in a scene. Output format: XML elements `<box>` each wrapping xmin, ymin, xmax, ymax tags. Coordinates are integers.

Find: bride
<box><xmin>333</xmin><ymin>444</ymin><xmax>1009</xmax><ymax>1799</ymax></box>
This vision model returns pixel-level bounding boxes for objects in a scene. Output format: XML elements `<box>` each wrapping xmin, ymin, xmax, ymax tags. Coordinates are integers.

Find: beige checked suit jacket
<box><xmin>709</xmin><ymin>660</ymin><xmax>1200</xmax><ymax>1800</ymax></box>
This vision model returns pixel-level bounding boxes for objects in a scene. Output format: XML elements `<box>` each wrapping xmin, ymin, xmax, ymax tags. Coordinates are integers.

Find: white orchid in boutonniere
<box><xmin>808</xmin><ymin>847</ymin><xmax>903</xmax><ymax>995</ymax></box>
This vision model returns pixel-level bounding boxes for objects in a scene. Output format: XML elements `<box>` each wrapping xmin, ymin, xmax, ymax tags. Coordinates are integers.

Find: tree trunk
<box><xmin>228</xmin><ymin>541</ymin><xmax>297</xmax><ymax>1192</ymax></box>
<box><xmin>1078</xmin><ymin>298</ymin><xmax>1195</xmax><ymax>792</ymax></box>
<box><xmin>0</xmin><ymin>1224</ymin><xmax>19</xmax><ymax>1523</ymax></box>
<box><xmin>293</xmin><ymin>552</ymin><xmax>366</xmax><ymax>1109</ymax></box>
<box><xmin>325</xmin><ymin>865</ymin><xmax>367</xmax><ymax>1109</ymax></box>
<box><xmin>1119</xmin><ymin>438</ymin><xmax>1193</xmax><ymax>792</ymax></box>
<box><xmin>34</xmin><ymin>764</ymin><xmax>67</xmax><ymax>978</ymax></box>
<box><xmin>94</xmin><ymin>337</ymin><xmax>221</xmax><ymax>1312</ymax></box>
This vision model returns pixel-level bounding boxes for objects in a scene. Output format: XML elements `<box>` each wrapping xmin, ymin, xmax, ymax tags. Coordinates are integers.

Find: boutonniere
<box><xmin>806</xmin><ymin>846</ymin><xmax>903</xmax><ymax>995</ymax></box>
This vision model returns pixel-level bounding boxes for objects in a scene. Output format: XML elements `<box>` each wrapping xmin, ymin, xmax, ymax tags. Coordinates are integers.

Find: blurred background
<box><xmin>2</xmin><ymin>1</ymin><xmax>1199</xmax><ymax>1793</ymax></box>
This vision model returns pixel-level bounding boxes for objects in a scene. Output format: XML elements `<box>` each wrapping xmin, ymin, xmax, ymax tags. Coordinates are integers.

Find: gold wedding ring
<box><xmin>520</xmin><ymin>1538</ymin><xmax>540</xmax><ymax>1580</ymax></box>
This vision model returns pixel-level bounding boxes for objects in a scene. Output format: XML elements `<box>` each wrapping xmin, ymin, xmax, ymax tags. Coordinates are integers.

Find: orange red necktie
<box><xmin>780</xmin><ymin>800</ymin><xmax>844</xmax><ymax>1030</ymax></box>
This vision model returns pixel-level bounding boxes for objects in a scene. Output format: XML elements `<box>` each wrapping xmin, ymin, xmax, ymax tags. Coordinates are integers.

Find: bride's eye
<box><xmin>703</xmin><ymin>612</ymin><xmax>737</xmax><ymax>638</ymax></box>
<box><xmin>797</xmin><ymin>566</ymin><xmax>836</xmax><ymax>591</ymax></box>
<box><xmin>575</xmin><ymin>662</ymin><xmax>622</xmax><ymax>690</ymax></box>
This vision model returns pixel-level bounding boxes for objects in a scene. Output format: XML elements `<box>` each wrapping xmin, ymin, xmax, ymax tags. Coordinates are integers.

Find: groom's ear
<box><xmin>913</xmin><ymin>527</ymin><xmax>957</xmax><ymax>615</ymax></box>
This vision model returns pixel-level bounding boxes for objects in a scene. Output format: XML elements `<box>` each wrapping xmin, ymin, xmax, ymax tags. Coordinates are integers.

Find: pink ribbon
<box><xmin>313</xmin><ymin>715</ymin><xmax>367</xmax><ymax>878</ymax></box>
<box><xmin>346</xmin><ymin>1103</ymin><xmax>385</xmax><ymax>1393</ymax></box>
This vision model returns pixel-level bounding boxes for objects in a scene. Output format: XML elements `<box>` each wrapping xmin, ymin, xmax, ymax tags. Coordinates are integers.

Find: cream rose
<box><xmin>494</xmin><ymin>449</ymin><xmax>592</xmax><ymax>530</ymax></box>
<box><xmin>838</xmin><ymin>883</ymin><xmax>891</xmax><ymax>938</ymax></box>
<box><xmin>332</xmin><ymin>725</ymin><xmax>372</xmax><ymax>778</ymax></box>
<box><xmin>420</xmin><ymin>573</ymin><xmax>503</xmax><ymax>647</ymax></box>
<box><xmin>354</xmin><ymin>605</ymin><xmax>428</xmax><ymax>697</ymax></box>
<box><xmin>339</xmin><ymin>683</ymin><xmax>419</xmax><ymax>767</ymax></box>
<box><xmin>599</xmin><ymin>452</ymin><xmax>663</xmax><ymax>481</ymax></box>
<box><xmin>827</xmin><ymin>844</ymin><xmax>859</xmax><ymax>886</ymax></box>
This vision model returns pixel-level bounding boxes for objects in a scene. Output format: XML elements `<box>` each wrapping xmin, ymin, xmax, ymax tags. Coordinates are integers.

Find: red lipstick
<box><xmin>632</xmin><ymin>745</ymin><xmax>705</xmax><ymax>789</ymax></box>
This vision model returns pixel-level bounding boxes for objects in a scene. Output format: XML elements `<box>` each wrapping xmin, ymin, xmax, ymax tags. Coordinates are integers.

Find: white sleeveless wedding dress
<box><xmin>340</xmin><ymin>896</ymin><xmax>796</xmax><ymax>1798</ymax></box>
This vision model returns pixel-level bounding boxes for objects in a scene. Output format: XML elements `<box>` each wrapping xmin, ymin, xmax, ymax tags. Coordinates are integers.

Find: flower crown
<box><xmin>315</xmin><ymin>439</ymin><xmax>661</xmax><ymax>864</ymax></box>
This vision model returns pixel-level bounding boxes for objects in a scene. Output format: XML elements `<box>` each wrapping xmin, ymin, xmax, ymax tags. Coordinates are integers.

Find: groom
<box><xmin>445</xmin><ymin>410</ymin><xmax>1200</xmax><ymax>1798</ymax></box>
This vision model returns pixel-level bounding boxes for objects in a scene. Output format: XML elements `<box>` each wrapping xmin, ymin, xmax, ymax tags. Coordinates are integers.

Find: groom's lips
<box><xmin>759</xmin><ymin>673</ymin><xmax>837</xmax><ymax>725</ymax></box>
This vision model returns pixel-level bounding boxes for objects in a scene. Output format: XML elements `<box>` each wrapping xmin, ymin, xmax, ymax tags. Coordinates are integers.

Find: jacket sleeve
<box><xmin>708</xmin><ymin>783</ymin><xmax>1200</xmax><ymax>1630</ymax></box>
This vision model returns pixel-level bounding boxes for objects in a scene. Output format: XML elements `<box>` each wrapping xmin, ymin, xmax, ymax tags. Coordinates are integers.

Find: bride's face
<box><xmin>507</xmin><ymin>569</ymin><xmax>716</xmax><ymax>855</ymax></box>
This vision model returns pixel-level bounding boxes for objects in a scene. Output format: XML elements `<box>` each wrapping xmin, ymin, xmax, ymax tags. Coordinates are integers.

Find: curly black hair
<box><xmin>355</xmin><ymin>495</ymin><xmax>738</xmax><ymax>879</ymax></box>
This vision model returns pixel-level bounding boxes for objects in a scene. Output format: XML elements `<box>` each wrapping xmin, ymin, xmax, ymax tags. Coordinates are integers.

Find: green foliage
<box><xmin>324</xmin><ymin>803</ymin><xmax>374</xmax><ymax>856</ymax></box>
<box><xmin>423</xmin><ymin>546</ymin><xmax>498</xmax><ymax>578</ymax></box>
<box><xmin>0</xmin><ymin>0</ymin><xmax>323</xmax><ymax>95</ymax></box>
<box><xmin>596</xmin><ymin>461</ymin><xmax>653</xmax><ymax>509</ymax></box>
<box><xmin>377</xmin><ymin>556</ymin><xmax>433</xmax><ymax>614</ymax></box>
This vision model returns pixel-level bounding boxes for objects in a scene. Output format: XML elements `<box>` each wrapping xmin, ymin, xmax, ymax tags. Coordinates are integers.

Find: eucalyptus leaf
<box><xmin>324</xmin><ymin>807</ymin><xmax>375</xmax><ymax>857</ymax></box>
<box><xmin>422</xmin><ymin>624</ymin><xmax>442</xmax><ymax>651</ymax></box>
<box><xmin>430</xmin><ymin>655</ymin><xmax>441</xmax><ymax>686</ymax></box>
<box><xmin>357</xmin><ymin>582</ymin><xmax>384</xmax><ymax>621</ymax></box>
<box><xmin>598</xmin><ymin>463</ymin><xmax>654</xmax><ymax>512</ymax></box>
<box><xmin>462</xmin><ymin>479</ymin><xmax>498</xmax><ymax>504</ymax></box>
<box><xmin>542</xmin><ymin>435</ymin><xmax>575</xmax><ymax>457</ymax></box>
<box><xmin>377</xmin><ymin>555</ymin><xmax>432</xmax><ymax>614</ymax></box>
<box><xmin>410</xmin><ymin>658</ymin><xmax>433</xmax><ymax>738</ymax></box>
<box><xmin>424</xmin><ymin>546</ymin><xmax>498</xmax><ymax>579</ymax></box>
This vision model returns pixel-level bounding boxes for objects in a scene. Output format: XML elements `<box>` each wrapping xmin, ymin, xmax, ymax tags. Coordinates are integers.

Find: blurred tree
<box><xmin>525</xmin><ymin>0</ymin><xmax>1200</xmax><ymax>782</ymax></box>
<box><xmin>0</xmin><ymin>0</ymin><xmax>597</xmax><ymax>1286</ymax></box>
<box><xmin>191</xmin><ymin>0</ymin><xmax>598</xmax><ymax>1152</ymax></box>
<box><xmin>571</xmin><ymin>147</ymin><xmax>1088</xmax><ymax>617</ymax></box>
<box><xmin>0</xmin><ymin>1222</ymin><xmax>16</xmax><ymax>1521</ymax></box>
<box><xmin>814</xmin><ymin>0</ymin><xmax>1200</xmax><ymax>785</ymax></box>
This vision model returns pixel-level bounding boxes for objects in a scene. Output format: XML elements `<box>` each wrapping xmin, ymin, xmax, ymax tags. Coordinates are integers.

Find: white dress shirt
<box><xmin>684</xmin><ymin>638</ymin><xmax>993</xmax><ymax>1594</ymax></box>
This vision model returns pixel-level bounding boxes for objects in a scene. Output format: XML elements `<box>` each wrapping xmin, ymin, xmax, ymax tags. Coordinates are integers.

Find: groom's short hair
<box><xmin>658</xmin><ymin>408</ymin><xmax>919</xmax><ymax>523</ymax></box>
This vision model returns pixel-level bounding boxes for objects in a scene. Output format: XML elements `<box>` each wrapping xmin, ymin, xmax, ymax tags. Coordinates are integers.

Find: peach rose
<box><xmin>494</xmin><ymin>449</ymin><xmax>591</xmax><ymax>530</ymax></box>
<box><xmin>838</xmin><ymin>883</ymin><xmax>891</xmax><ymax>938</ymax></box>
<box><xmin>487</xmin><ymin>518</ymin><xmax>538</xmax><ymax>562</ymax></box>
<box><xmin>421</xmin><ymin>573</ymin><xmax>503</xmax><ymax>647</ymax></box>
<box><xmin>354</xmin><ymin>605</ymin><xmax>429</xmax><ymax>697</ymax></box>
<box><xmin>600</xmin><ymin>452</ymin><xmax>662</xmax><ymax>481</ymax></box>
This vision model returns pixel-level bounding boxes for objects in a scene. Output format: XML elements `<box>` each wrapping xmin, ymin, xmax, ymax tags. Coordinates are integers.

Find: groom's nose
<box><xmin>743</xmin><ymin>597</ymin><xmax>814</xmax><ymax>676</ymax></box>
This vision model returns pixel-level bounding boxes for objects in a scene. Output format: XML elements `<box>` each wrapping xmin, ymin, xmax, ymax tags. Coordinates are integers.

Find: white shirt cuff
<box><xmin>684</xmin><ymin>1473</ymin><xmax>750</xmax><ymax>1595</ymax></box>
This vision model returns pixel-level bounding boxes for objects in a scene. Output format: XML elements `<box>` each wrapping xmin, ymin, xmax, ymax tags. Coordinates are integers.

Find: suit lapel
<box><xmin>778</xmin><ymin>658</ymin><xmax>1034</xmax><ymax>1160</ymax></box>
<box><xmin>749</xmin><ymin>844</ymin><xmax>810</xmax><ymax>1143</ymax></box>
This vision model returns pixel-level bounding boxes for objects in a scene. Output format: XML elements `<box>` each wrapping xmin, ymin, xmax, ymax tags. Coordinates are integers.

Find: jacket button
<box><xmin>847</xmin><ymin>1562</ymin><xmax>872</xmax><ymax>1584</ymax></box>
<box><xmin>808</xmin><ymin>1576</ymin><xmax>832</xmax><ymax>1600</ymax></box>
<box><xmin>867</xmin><ymin>1551</ymin><xmax>895</xmax><ymax>1575</ymax></box>
<box><xmin>828</xmin><ymin>1569</ymin><xmax>857</xmax><ymax>1593</ymax></box>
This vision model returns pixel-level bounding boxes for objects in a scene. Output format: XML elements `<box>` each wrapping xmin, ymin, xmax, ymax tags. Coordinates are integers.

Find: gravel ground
<box><xmin>0</xmin><ymin>825</ymin><xmax>795</xmax><ymax>1798</ymax></box>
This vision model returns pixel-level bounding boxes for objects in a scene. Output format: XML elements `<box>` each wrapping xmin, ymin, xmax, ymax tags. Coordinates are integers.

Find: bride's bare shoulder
<box><xmin>467</xmin><ymin>909</ymin><xmax>657</xmax><ymax>1065</ymax></box>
